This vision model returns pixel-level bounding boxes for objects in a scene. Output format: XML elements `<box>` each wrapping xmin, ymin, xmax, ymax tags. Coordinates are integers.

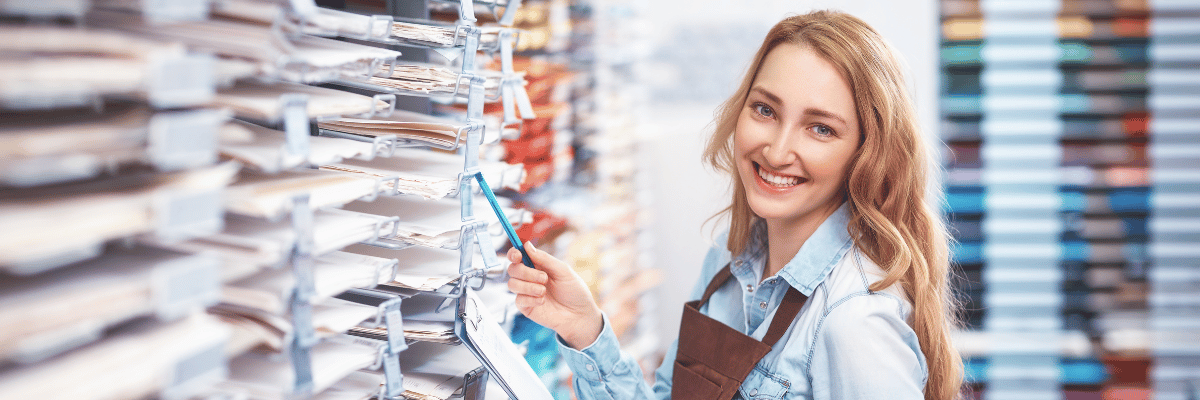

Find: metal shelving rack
<box><xmin>0</xmin><ymin>0</ymin><xmax>548</xmax><ymax>398</ymax></box>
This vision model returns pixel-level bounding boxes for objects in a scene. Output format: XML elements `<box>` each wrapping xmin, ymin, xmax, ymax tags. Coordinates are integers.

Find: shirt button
<box><xmin>586</xmin><ymin>364</ymin><xmax>594</xmax><ymax>371</ymax></box>
<box><xmin>746</xmin><ymin>284</ymin><xmax>754</xmax><ymax>293</ymax></box>
<box><xmin>749</xmin><ymin>389</ymin><xmax>758</xmax><ymax>396</ymax></box>
<box><xmin>759</xmin><ymin>301</ymin><xmax>768</xmax><ymax>310</ymax></box>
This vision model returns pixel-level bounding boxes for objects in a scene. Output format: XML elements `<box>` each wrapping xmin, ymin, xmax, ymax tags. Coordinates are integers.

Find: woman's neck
<box><xmin>762</xmin><ymin>201</ymin><xmax>843</xmax><ymax>281</ymax></box>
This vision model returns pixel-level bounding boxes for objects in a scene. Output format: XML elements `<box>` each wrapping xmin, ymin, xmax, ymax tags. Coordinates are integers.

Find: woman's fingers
<box><xmin>507</xmin><ymin>276</ymin><xmax>546</xmax><ymax>297</ymax></box>
<box><xmin>514</xmin><ymin>294</ymin><xmax>545</xmax><ymax>314</ymax></box>
<box><xmin>507</xmin><ymin>262</ymin><xmax>547</xmax><ymax>284</ymax></box>
<box><xmin>523</xmin><ymin>242</ymin><xmax>571</xmax><ymax>278</ymax></box>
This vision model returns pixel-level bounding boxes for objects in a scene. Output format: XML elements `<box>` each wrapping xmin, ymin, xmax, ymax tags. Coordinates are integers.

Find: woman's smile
<box><xmin>753</xmin><ymin>161</ymin><xmax>807</xmax><ymax>189</ymax></box>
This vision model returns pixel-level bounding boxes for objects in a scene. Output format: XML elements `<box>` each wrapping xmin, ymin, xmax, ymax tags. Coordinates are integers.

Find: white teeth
<box><xmin>757</xmin><ymin>165</ymin><xmax>801</xmax><ymax>187</ymax></box>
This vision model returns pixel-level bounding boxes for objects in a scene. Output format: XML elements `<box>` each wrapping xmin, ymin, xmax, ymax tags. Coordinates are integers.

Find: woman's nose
<box><xmin>762</xmin><ymin>129</ymin><xmax>798</xmax><ymax>168</ymax></box>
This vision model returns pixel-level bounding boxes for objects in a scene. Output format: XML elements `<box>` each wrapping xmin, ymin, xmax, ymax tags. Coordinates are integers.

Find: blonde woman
<box><xmin>505</xmin><ymin>10</ymin><xmax>963</xmax><ymax>400</ymax></box>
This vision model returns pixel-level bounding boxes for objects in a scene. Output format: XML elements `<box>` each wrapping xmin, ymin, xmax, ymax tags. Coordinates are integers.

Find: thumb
<box><xmin>524</xmin><ymin>241</ymin><xmax>572</xmax><ymax>278</ymax></box>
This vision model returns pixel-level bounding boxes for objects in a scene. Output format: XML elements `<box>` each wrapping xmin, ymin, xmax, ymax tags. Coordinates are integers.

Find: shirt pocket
<box><xmin>739</xmin><ymin>366</ymin><xmax>791</xmax><ymax>400</ymax></box>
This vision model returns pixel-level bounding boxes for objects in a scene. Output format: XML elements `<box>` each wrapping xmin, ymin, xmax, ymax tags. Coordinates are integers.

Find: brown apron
<box><xmin>671</xmin><ymin>264</ymin><xmax>808</xmax><ymax>400</ymax></box>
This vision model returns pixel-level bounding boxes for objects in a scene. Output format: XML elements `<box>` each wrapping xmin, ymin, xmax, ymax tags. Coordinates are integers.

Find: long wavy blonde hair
<box><xmin>702</xmin><ymin>10</ymin><xmax>963</xmax><ymax>400</ymax></box>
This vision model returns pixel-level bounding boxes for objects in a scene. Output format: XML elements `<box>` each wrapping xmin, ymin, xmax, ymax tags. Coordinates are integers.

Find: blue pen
<box><xmin>474</xmin><ymin>172</ymin><xmax>535</xmax><ymax>269</ymax></box>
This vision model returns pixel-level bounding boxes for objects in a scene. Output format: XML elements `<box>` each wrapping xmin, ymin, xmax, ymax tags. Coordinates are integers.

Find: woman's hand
<box><xmin>505</xmin><ymin>242</ymin><xmax>603</xmax><ymax>350</ymax></box>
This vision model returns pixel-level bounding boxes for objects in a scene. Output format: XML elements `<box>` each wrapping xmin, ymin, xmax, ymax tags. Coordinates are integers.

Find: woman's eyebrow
<box><xmin>804</xmin><ymin>108</ymin><xmax>849</xmax><ymax>126</ymax></box>
<box><xmin>749</xmin><ymin>86</ymin><xmax>782</xmax><ymax>105</ymax></box>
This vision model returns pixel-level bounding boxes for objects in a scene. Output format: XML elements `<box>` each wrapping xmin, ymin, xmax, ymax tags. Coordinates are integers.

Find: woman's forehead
<box><xmin>753</xmin><ymin>44</ymin><xmax>857</xmax><ymax>125</ymax></box>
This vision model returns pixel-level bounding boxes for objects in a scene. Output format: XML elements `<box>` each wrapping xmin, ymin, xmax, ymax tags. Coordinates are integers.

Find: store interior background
<box><xmin>1</xmin><ymin>0</ymin><xmax>1193</xmax><ymax>398</ymax></box>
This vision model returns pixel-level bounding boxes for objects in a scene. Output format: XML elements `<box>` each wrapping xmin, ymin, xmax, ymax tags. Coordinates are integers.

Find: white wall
<box><xmin>636</xmin><ymin>0</ymin><xmax>940</xmax><ymax>356</ymax></box>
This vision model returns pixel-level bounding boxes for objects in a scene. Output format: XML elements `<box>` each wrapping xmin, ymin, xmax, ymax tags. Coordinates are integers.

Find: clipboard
<box><xmin>455</xmin><ymin>290</ymin><xmax>553</xmax><ymax>400</ymax></box>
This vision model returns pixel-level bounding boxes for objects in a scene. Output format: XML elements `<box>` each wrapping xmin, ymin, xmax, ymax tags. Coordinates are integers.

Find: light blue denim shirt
<box><xmin>558</xmin><ymin>203</ymin><xmax>928</xmax><ymax>399</ymax></box>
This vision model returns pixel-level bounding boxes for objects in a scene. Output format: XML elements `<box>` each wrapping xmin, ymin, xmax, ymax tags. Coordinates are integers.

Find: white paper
<box><xmin>0</xmin><ymin>314</ymin><xmax>228</xmax><ymax>400</ymax></box>
<box><xmin>162</xmin><ymin>209</ymin><xmax>397</xmax><ymax>270</ymax></box>
<box><xmin>0</xmin><ymin>246</ymin><xmax>217</xmax><ymax>363</ymax></box>
<box><xmin>459</xmin><ymin>290</ymin><xmax>552</xmax><ymax>400</ymax></box>
<box><xmin>343</xmin><ymin>243</ymin><xmax>471</xmax><ymax>292</ymax></box>
<box><xmin>225</xmin><ymin>169</ymin><xmax>379</xmax><ymax>219</ymax></box>
<box><xmin>341</xmin><ymin>195</ymin><xmax>526</xmax><ymax>250</ymax></box>
<box><xmin>313</xmin><ymin>298</ymin><xmax>378</xmax><ymax>336</ymax></box>
<box><xmin>0</xmin><ymin>163</ymin><xmax>237</xmax><ymax>271</ymax></box>
<box><xmin>224</xmin><ymin>252</ymin><xmax>392</xmax><ymax>313</ymax></box>
<box><xmin>322</xmin><ymin>147</ymin><xmax>523</xmax><ymax>199</ymax></box>
<box><xmin>312</xmin><ymin>370</ymin><xmax>381</xmax><ymax>400</ymax></box>
<box><xmin>220</xmin><ymin>120</ymin><xmax>380</xmax><ymax>173</ymax></box>
<box><xmin>217</xmin><ymin>338</ymin><xmax>378</xmax><ymax>398</ymax></box>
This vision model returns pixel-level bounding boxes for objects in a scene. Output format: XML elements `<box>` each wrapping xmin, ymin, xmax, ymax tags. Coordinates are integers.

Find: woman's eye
<box><xmin>752</xmin><ymin>104</ymin><xmax>774</xmax><ymax>118</ymax></box>
<box><xmin>811</xmin><ymin>125</ymin><xmax>835</xmax><ymax>137</ymax></box>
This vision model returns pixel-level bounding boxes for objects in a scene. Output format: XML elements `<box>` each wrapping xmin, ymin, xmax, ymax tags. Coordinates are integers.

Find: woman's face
<box><xmin>733</xmin><ymin>43</ymin><xmax>861</xmax><ymax>229</ymax></box>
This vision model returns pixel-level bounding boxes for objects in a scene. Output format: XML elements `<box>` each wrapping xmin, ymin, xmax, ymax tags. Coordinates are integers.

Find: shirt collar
<box><xmin>732</xmin><ymin>202</ymin><xmax>854</xmax><ymax>296</ymax></box>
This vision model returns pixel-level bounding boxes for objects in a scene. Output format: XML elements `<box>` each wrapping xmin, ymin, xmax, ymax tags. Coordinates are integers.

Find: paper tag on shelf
<box><xmin>500</xmin><ymin>30</ymin><xmax>515</xmax><ymax>74</ymax></box>
<box><xmin>153</xmin><ymin>189</ymin><xmax>223</xmax><ymax>243</ymax></box>
<box><xmin>147</xmin><ymin>54</ymin><xmax>214</xmax><ymax>108</ymax></box>
<box><xmin>140</xmin><ymin>0</ymin><xmax>209</xmax><ymax>24</ymax></box>
<box><xmin>502</xmin><ymin>82</ymin><xmax>518</xmax><ymax>124</ymax></box>
<box><xmin>162</xmin><ymin>340</ymin><xmax>226</xmax><ymax>400</ymax></box>
<box><xmin>382</xmin><ymin>353</ymin><xmax>404</xmax><ymax>397</ymax></box>
<box><xmin>475</xmin><ymin>228</ymin><xmax>500</xmax><ymax>268</ymax></box>
<box><xmin>463</xmin><ymin>29</ymin><xmax>480</xmax><ymax>72</ymax></box>
<box><xmin>148</xmin><ymin>109</ymin><xmax>225</xmax><ymax>171</ymax></box>
<box><xmin>434</xmin><ymin>47</ymin><xmax>464</xmax><ymax>62</ymax></box>
<box><xmin>384</xmin><ymin>302</ymin><xmax>407</xmax><ymax>355</ymax></box>
<box><xmin>514</xmin><ymin>81</ymin><xmax>535</xmax><ymax>120</ymax></box>
<box><xmin>289</xmin><ymin>0</ymin><xmax>317</xmax><ymax>16</ymax></box>
<box><xmin>151</xmin><ymin>253</ymin><xmax>221</xmax><ymax>321</ymax></box>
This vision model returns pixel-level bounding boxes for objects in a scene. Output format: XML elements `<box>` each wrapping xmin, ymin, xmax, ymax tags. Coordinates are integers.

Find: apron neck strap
<box><xmin>698</xmin><ymin>263</ymin><xmax>734</xmax><ymax>305</ymax></box>
<box><xmin>762</xmin><ymin>287</ymin><xmax>806</xmax><ymax>346</ymax></box>
<box><xmin>697</xmin><ymin>263</ymin><xmax>808</xmax><ymax>347</ymax></box>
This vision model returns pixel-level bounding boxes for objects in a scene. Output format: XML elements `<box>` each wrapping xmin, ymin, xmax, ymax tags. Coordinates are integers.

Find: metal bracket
<box><xmin>498</xmin><ymin>0</ymin><xmax>521</xmax><ymax>26</ymax></box>
<box><xmin>370</xmin><ymin>93</ymin><xmax>397</xmax><ymax>118</ymax></box>
<box><xmin>381</xmin><ymin>297</ymin><xmax>406</xmax><ymax>397</ymax></box>
<box><xmin>462</xmin><ymin>367</ymin><xmax>490</xmax><ymax>400</ymax></box>
<box><xmin>367</xmin><ymin>14</ymin><xmax>398</xmax><ymax>43</ymax></box>
<box><xmin>458</xmin><ymin>0</ymin><xmax>477</xmax><ymax>23</ymax></box>
<box><xmin>462</xmin><ymin>26</ymin><xmax>481</xmax><ymax>73</ymax></box>
<box><xmin>288</xmin><ymin>194</ymin><xmax>316</xmax><ymax>396</ymax></box>
<box><xmin>358</xmin><ymin>215</ymin><xmax>406</xmax><ymax>250</ymax></box>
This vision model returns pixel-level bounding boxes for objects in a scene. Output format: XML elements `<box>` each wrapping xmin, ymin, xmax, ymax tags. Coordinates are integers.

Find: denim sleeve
<box><xmin>557</xmin><ymin>314</ymin><xmax>660</xmax><ymax>400</ymax></box>
<box><xmin>557</xmin><ymin>241</ymin><xmax>730</xmax><ymax>400</ymax></box>
<box><xmin>808</xmin><ymin>294</ymin><xmax>927</xmax><ymax>400</ymax></box>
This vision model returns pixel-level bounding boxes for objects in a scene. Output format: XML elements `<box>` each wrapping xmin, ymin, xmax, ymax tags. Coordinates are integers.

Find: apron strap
<box><xmin>698</xmin><ymin>263</ymin><xmax>809</xmax><ymax>347</ymax></box>
<box><xmin>698</xmin><ymin>264</ymin><xmax>734</xmax><ymax>305</ymax></box>
<box><xmin>762</xmin><ymin>287</ymin><xmax>806</xmax><ymax>346</ymax></box>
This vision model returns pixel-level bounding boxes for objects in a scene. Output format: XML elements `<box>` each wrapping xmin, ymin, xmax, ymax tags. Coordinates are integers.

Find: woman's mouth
<box><xmin>754</xmin><ymin>162</ymin><xmax>806</xmax><ymax>188</ymax></box>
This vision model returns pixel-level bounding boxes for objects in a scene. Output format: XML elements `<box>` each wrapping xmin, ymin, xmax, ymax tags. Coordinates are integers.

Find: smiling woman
<box><xmin>504</xmin><ymin>9</ymin><xmax>962</xmax><ymax>400</ymax></box>
<box><xmin>732</xmin><ymin>44</ymin><xmax>862</xmax><ymax>280</ymax></box>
